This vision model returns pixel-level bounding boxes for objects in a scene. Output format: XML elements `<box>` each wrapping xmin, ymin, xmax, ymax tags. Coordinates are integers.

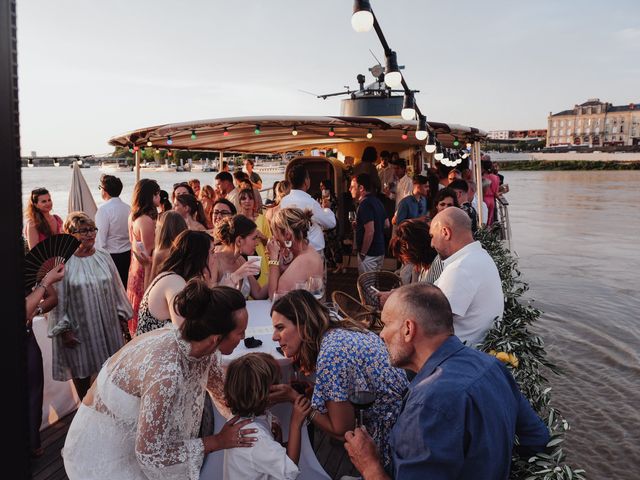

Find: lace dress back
<box><xmin>62</xmin><ymin>326</ymin><xmax>226</xmax><ymax>480</ymax></box>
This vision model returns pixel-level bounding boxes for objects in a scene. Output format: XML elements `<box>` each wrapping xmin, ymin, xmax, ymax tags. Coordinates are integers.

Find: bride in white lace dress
<box><xmin>62</xmin><ymin>281</ymin><xmax>258</xmax><ymax>479</ymax></box>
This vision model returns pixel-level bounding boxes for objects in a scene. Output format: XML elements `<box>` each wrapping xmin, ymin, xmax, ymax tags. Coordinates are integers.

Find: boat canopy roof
<box><xmin>108</xmin><ymin>115</ymin><xmax>486</xmax><ymax>154</ymax></box>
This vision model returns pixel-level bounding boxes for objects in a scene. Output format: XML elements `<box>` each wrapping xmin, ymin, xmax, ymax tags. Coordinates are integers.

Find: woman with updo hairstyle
<box><xmin>266</xmin><ymin>207</ymin><xmax>323</xmax><ymax>300</ymax></box>
<box><xmin>25</xmin><ymin>187</ymin><xmax>63</xmax><ymax>249</ymax></box>
<box><xmin>63</xmin><ymin>280</ymin><xmax>258</xmax><ymax>479</ymax></box>
<box><xmin>212</xmin><ymin>215</ymin><xmax>267</xmax><ymax>300</ymax></box>
<box><xmin>265</xmin><ymin>180</ymin><xmax>291</xmax><ymax>225</ymax></box>
<box><xmin>136</xmin><ymin>230</ymin><xmax>215</xmax><ymax>335</ymax></box>
<box><xmin>174</xmin><ymin>193</ymin><xmax>209</xmax><ymax>231</ymax></box>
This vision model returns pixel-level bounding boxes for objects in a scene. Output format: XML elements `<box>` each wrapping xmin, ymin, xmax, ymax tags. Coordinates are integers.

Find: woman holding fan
<box><xmin>47</xmin><ymin>212</ymin><xmax>133</xmax><ymax>400</ymax></box>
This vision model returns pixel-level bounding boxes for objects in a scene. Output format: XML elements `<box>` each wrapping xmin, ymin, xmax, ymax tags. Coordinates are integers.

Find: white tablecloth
<box><xmin>33</xmin><ymin>315</ymin><xmax>80</xmax><ymax>430</ymax></box>
<box><xmin>199</xmin><ymin>300</ymin><xmax>330</xmax><ymax>480</ymax></box>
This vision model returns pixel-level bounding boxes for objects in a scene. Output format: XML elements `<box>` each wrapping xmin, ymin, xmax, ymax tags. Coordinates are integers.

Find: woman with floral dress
<box><xmin>270</xmin><ymin>290</ymin><xmax>408</xmax><ymax>473</ymax></box>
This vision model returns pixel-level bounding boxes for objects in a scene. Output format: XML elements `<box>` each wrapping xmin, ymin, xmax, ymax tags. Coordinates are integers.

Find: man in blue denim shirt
<box><xmin>344</xmin><ymin>283</ymin><xmax>549</xmax><ymax>479</ymax></box>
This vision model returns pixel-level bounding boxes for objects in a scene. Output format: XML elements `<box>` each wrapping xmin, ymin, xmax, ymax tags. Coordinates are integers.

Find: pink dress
<box><xmin>35</xmin><ymin>215</ymin><xmax>63</xmax><ymax>245</ymax></box>
<box><xmin>483</xmin><ymin>173</ymin><xmax>500</xmax><ymax>225</ymax></box>
<box><xmin>126</xmin><ymin>216</ymin><xmax>153</xmax><ymax>336</ymax></box>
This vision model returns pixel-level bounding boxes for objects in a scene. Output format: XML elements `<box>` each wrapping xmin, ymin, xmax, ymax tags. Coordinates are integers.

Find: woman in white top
<box><xmin>62</xmin><ymin>281</ymin><xmax>257</xmax><ymax>480</ymax></box>
<box><xmin>223</xmin><ymin>353</ymin><xmax>311</xmax><ymax>480</ymax></box>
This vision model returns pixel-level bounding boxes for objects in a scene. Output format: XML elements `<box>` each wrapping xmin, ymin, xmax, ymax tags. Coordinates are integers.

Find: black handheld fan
<box><xmin>24</xmin><ymin>234</ymin><xmax>80</xmax><ymax>291</ymax></box>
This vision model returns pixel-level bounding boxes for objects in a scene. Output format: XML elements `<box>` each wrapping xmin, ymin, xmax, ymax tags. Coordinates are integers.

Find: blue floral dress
<box><xmin>312</xmin><ymin>328</ymin><xmax>408</xmax><ymax>468</ymax></box>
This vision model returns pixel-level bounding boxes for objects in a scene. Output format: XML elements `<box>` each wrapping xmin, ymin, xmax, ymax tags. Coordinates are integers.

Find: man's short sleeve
<box><xmin>434</xmin><ymin>265</ymin><xmax>478</xmax><ymax>318</ymax></box>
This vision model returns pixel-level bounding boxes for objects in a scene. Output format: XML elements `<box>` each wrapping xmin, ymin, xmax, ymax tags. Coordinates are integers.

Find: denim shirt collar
<box><xmin>410</xmin><ymin>336</ymin><xmax>466</xmax><ymax>389</ymax></box>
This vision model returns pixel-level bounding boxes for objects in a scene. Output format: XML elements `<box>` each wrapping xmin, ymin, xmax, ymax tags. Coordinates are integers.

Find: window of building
<box><xmin>560</xmin><ymin>120</ymin><xmax>565</xmax><ymax>127</ymax></box>
<box><xmin>553</xmin><ymin>120</ymin><xmax>558</xmax><ymax>127</ymax></box>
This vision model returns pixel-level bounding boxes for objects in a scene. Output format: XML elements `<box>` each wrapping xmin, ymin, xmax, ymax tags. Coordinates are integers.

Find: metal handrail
<box><xmin>495</xmin><ymin>196</ymin><xmax>512</xmax><ymax>251</ymax></box>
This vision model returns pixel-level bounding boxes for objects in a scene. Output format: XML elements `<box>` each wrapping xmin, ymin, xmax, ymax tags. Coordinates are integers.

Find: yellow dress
<box><xmin>254</xmin><ymin>213</ymin><xmax>271</xmax><ymax>287</ymax></box>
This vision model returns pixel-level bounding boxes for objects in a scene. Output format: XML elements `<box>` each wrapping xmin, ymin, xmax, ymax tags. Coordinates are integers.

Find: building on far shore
<box><xmin>488</xmin><ymin>129</ymin><xmax>547</xmax><ymax>141</ymax></box>
<box><xmin>547</xmin><ymin>98</ymin><xmax>640</xmax><ymax>148</ymax></box>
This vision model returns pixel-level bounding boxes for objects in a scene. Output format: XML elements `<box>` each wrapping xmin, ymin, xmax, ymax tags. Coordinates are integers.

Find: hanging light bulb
<box><xmin>128</xmin><ymin>147</ymin><xmax>133</xmax><ymax>153</ymax></box>
<box><xmin>254</xmin><ymin>125</ymin><xmax>261</xmax><ymax>135</ymax></box>
<box><xmin>401</xmin><ymin>92</ymin><xmax>416</xmax><ymax>120</ymax></box>
<box><xmin>328</xmin><ymin>127</ymin><xmax>335</xmax><ymax>137</ymax></box>
<box><xmin>167</xmin><ymin>150</ymin><xmax>173</xmax><ymax>157</ymax></box>
<box><xmin>155</xmin><ymin>148</ymin><xmax>160</xmax><ymax>154</ymax></box>
<box><xmin>425</xmin><ymin>132</ymin><xmax>437</xmax><ymax>153</ymax></box>
<box><xmin>402</xmin><ymin>129</ymin><xmax>408</xmax><ymax>140</ymax></box>
<box><xmin>415</xmin><ymin>115</ymin><xmax>428</xmax><ymax>140</ymax></box>
<box><xmin>434</xmin><ymin>142</ymin><xmax>444</xmax><ymax>161</ymax></box>
<box><xmin>167</xmin><ymin>136</ymin><xmax>173</xmax><ymax>145</ymax></box>
<box><xmin>223</xmin><ymin>127</ymin><xmax>229</xmax><ymax>136</ymax></box>
<box><xmin>191</xmin><ymin>130</ymin><xmax>197</xmax><ymax>140</ymax></box>
<box><xmin>384</xmin><ymin>51</ymin><xmax>402</xmax><ymax>88</ymax></box>
<box><xmin>452</xmin><ymin>136</ymin><xmax>460</xmax><ymax>147</ymax></box>
<box><xmin>133</xmin><ymin>145</ymin><xmax>139</xmax><ymax>152</ymax></box>
<box><xmin>140</xmin><ymin>147</ymin><xmax>145</xmax><ymax>154</ymax></box>
<box><xmin>292</xmin><ymin>126</ymin><xmax>298</xmax><ymax>136</ymax></box>
<box><xmin>351</xmin><ymin>0</ymin><xmax>374</xmax><ymax>32</ymax></box>
<box><xmin>146</xmin><ymin>139</ymin><xmax>153</xmax><ymax>147</ymax></box>
<box><xmin>366</xmin><ymin>129</ymin><xmax>373</xmax><ymax>139</ymax></box>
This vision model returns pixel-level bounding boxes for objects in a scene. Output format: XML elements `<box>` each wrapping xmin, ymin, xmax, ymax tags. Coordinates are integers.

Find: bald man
<box><xmin>344</xmin><ymin>284</ymin><xmax>549</xmax><ymax>479</ymax></box>
<box><xmin>429</xmin><ymin>207</ymin><xmax>503</xmax><ymax>347</ymax></box>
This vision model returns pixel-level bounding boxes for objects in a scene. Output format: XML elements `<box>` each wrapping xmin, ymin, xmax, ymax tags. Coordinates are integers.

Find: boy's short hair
<box><xmin>224</xmin><ymin>353</ymin><xmax>281</xmax><ymax>417</ymax></box>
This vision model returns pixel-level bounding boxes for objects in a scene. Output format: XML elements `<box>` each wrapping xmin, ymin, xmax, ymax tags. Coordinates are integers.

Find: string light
<box><xmin>191</xmin><ymin>130</ymin><xmax>197</xmax><ymax>140</ymax></box>
<box><xmin>167</xmin><ymin>136</ymin><xmax>173</xmax><ymax>145</ymax></box>
<box><xmin>425</xmin><ymin>132</ymin><xmax>437</xmax><ymax>153</ymax></box>
<box><xmin>401</xmin><ymin>92</ymin><xmax>416</xmax><ymax>120</ymax></box>
<box><xmin>366</xmin><ymin>129</ymin><xmax>373</xmax><ymax>139</ymax></box>
<box><xmin>223</xmin><ymin>127</ymin><xmax>229</xmax><ymax>136</ymax></box>
<box><xmin>351</xmin><ymin>0</ymin><xmax>374</xmax><ymax>32</ymax></box>
<box><xmin>328</xmin><ymin>127</ymin><xmax>335</xmax><ymax>137</ymax></box>
<box><xmin>254</xmin><ymin>125</ymin><xmax>261</xmax><ymax>135</ymax></box>
<box><xmin>292</xmin><ymin>126</ymin><xmax>298</xmax><ymax>136</ymax></box>
<box><xmin>453</xmin><ymin>136</ymin><xmax>460</xmax><ymax>147</ymax></box>
<box><xmin>402</xmin><ymin>129</ymin><xmax>408</xmax><ymax>140</ymax></box>
<box><xmin>146</xmin><ymin>140</ymin><xmax>153</xmax><ymax>147</ymax></box>
<box><xmin>384</xmin><ymin>51</ymin><xmax>402</xmax><ymax>88</ymax></box>
<box><xmin>415</xmin><ymin>115</ymin><xmax>428</xmax><ymax>141</ymax></box>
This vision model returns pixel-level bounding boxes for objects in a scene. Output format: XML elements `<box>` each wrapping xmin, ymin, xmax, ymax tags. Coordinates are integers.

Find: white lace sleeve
<box><xmin>207</xmin><ymin>351</ymin><xmax>231</xmax><ymax>418</ymax></box>
<box><xmin>136</xmin><ymin>376</ymin><xmax>205</xmax><ymax>480</ymax></box>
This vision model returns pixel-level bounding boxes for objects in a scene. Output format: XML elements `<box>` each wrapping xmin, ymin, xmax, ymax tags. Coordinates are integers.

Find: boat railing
<box><xmin>494</xmin><ymin>195</ymin><xmax>512</xmax><ymax>251</ymax></box>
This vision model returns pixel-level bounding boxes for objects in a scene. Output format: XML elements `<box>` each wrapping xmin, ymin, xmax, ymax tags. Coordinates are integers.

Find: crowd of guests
<box><xmin>23</xmin><ymin>152</ymin><xmax>548</xmax><ymax>480</ymax></box>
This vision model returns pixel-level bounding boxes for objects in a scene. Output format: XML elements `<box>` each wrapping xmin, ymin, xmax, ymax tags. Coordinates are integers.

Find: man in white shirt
<box><xmin>279</xmin><ymin>164</ymin><xmax>336</xmax><ymax>252</ymax></box>
<box><xmin>95</xmin><ymin>174</ymin><xmax>131</xmax><ymax>287</ymax></box>
<box><xmin>393</xmin><ymin>159</ymin><xmax>413</xmax><ymax>209</ymax></box>
<box><xmin>429</xmin><ymin>207</ymin><xmax>503</xmax><ymax>347</ymax></box>
<box><xmin>215</xmin><ymin>171</ymin><xmax>240</xmax><ymax>211</ymax></box>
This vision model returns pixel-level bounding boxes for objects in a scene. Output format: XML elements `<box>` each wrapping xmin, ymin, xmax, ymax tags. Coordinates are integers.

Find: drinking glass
<box><xmin>294</xmin><ymin>281</ymin><xmax>309</xmax><ymax>291</ymax></box>
<box><xmin>348</xmin><ymin>377</ymin><xmax>375</xmax><ymax>428</ymax></box>
<box><xmin>348</xmin><ymin>211</ymin><xmax>356</xmax><ymax>223</ymax></box>
<box><xmin>308</xmin><ymin>275</ymin><xmax>325</xmax><ymax>301</ymax></box>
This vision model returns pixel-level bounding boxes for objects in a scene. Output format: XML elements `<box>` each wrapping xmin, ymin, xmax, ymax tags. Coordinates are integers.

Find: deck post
<box><xmin>135</xmin><ymin>150</ymin><xmax>140</xmax><ymax>182</ymax></box>
<box><xmin>1</xmin><ymin>0</ymin><xmax>30</xmax><ymax>475</ymax></box>
<box><xmin>473</xmin><ymin>141</ymin><xmax>484</xmax><ymax>226</ymax></box>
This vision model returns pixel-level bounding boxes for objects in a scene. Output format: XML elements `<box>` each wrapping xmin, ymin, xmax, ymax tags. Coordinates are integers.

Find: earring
<box><xmin>284</xmin><ymin>240</ymin><xmax>292</xmax><ymax>249</ymax></box>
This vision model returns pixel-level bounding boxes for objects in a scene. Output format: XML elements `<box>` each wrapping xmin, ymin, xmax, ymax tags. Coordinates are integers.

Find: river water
<box><xmin>22</xmin><ymin>168</ymin><xmax>640</xmax><ymax>478</ymax></box>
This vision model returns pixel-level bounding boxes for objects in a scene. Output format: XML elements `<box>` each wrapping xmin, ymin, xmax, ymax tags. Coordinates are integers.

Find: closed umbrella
<box><xmin>68</xmin><ymin>161</ymin><xmax>97</xmax><ymax>219</ymax></box>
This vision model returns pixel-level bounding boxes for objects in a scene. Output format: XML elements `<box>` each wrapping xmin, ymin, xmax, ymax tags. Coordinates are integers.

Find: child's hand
<box><xmin>290</xmin><ymin>395</ymin><xmax>312</xmax><ymax>427</ymax></box>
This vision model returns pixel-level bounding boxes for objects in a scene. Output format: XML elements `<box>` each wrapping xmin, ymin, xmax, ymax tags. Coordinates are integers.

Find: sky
<box><xmin>16</xmin><ymin>0</ymin><xmax>640</xmax><ymax>156</ymax></box>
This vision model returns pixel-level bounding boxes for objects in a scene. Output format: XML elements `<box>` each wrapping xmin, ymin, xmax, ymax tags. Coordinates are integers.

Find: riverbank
<box><xmin>499</xmin><ymin>160</ymin><xmax>640</xmax><ymax>170</ymax></box>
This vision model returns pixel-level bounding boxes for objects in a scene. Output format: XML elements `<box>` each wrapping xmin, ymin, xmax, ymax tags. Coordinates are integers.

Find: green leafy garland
<box><xmin>476</xmin><ymin>228</ymin><xmax>587</xmax><ymax>480</ymax></box>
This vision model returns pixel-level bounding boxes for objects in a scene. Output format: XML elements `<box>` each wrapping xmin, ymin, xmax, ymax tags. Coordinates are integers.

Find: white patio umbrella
<box><xmin>68</xmin><ymin>161</ymin><xmax>97</xmax><ymax>220</ymax></box>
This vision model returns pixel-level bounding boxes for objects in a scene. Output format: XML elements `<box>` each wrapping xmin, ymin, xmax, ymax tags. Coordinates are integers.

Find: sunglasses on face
<box><xmin>74</xmin><ymin>227</ymin><xmax>98</xmax><ymax>235</ymax></box>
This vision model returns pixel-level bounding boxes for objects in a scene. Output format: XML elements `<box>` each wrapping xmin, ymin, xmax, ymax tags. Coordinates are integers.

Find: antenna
<box><xmin>369</xmin><ymin>49</ymin><xmax>382</xmax><ymax>65</ymax></box>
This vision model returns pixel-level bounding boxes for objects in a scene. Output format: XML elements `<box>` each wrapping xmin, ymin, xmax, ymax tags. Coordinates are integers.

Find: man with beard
<box><xmin>343</xmin><ymin>283</ymin><xmax>549</xmax><ymax>479</ymax></box>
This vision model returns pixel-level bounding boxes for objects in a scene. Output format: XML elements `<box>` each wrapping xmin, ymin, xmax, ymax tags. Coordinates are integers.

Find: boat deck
<box><xmin>30</xmin><ymin>265</ymin><xmax>367</xmax><ymax>480</ymax></box>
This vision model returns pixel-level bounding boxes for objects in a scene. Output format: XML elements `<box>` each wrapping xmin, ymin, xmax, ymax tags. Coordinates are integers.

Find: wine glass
<box><xmin>294</xmin><ymin>280</ymin><xmax>309</xmax><ymax>291</ymax></box>
<box><xmin>348</xmin><ymin>377</ymin><xmax>375</xmax><ymax>429</ymax></box>
<box><xmin>308</xmin><ymin>275</ymin><xmax>325</xmax><ymax>301</ymax></box>
<box><xmin>348</xmin><ymin>211</ymin><xmax>357</xmax><ymax>223</ymax></box>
